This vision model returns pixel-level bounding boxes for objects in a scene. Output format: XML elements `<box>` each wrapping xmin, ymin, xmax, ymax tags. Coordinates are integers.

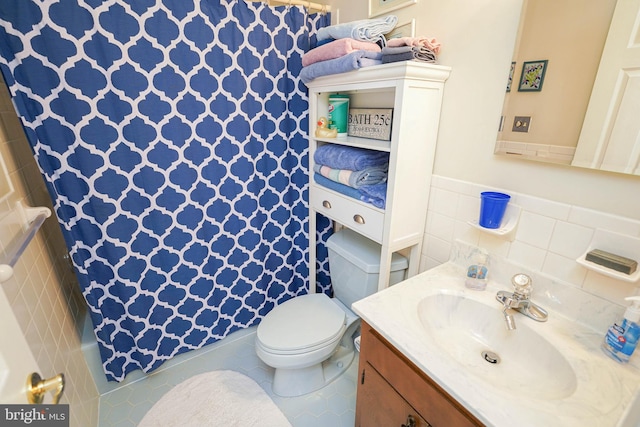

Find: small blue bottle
<box><xmin>602</xmin><ymin>296</ymin><xmax>640</xmax><ymax>363</ymax></box>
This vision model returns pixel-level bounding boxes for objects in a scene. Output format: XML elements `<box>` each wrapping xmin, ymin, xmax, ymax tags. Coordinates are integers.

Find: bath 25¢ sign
<box><xmin>347</xmin><ymin>108</ymin><xmax>393</xmax><ymax>141</ymax></box>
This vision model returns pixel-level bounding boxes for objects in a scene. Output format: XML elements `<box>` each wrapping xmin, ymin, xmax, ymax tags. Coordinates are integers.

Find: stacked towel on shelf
<box><xmin>381</xmin><ymin>46</ymin><xmax>436</xmax><ymax>64</ymax></box>
<box><xmin>386</xmin><ymin>36</ymin><xmax>441</xmax><ymax>54</ymax></box>
<box><xmin>314</xmin><ymin>173</ymin><xmax>362</xmax><ymax>201</ymax></box>
<box><xmin>314</xmin><ymin>144</ymin><xmax>389</xmax><ymax>170</ymax></box>
<box><xmin>301</xmin><ymin>17</ymin><xmax>398</xmax><ymax>84</ymax></box>
<box><xmin>302</xmin><ymin>38</ymin><xmax>382</xmax><ymax>67</ymax></box>
<box><xmin>382</xmin><ymin>36</ymin><xmax>441</xmax><ymax>64</ymax></box>
<box><xmin>358</xmin><ymin>183</ymin><xmax>387</xmax><ymax>209</ymax></box>
<box><xmin>300</xmin><ymin>50</ymin><xmax>382</xmax><ymax>84</ymax></box>
<box><xmin>316</xmin><ymin>15</ymin><xmax>398</xmax><ymax>47</ymax></box>
<box><xmin>313</xmin><ymin>164</ymin><xmax>388</xmax><ymax>189</ymax></box>
<box><xmin>313</xmin><ymin>144</ymin><xmax>390</xmax><ymax>209</ymax></box>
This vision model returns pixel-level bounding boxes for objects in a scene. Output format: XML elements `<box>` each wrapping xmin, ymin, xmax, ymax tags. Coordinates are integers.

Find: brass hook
<box><xmin>26</xmin><ymin>373</ymin><xmax>65</xmax><ymax>404</ymax></box>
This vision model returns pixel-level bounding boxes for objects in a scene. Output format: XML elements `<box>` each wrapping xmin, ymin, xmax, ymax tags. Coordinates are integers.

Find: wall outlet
<box><xmin>512</xmin><ymin>116</ymin><xmax>531</xmax><ymax>132</ymax></box>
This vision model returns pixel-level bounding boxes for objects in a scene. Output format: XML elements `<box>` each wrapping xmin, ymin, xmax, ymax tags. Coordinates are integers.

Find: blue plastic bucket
<box><xmin>479</xmin><ymin>192</ymin><xmax>510</xmax><ymax>229</ymax></box>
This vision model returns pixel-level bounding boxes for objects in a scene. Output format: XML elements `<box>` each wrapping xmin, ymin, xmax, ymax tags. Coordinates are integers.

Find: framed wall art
<box><xmin>369</xmin><ymin>0</ymin><xmax>417</xmax><ymax>18</ymax></box>
<box><xmin>518</xmin><ymin>60</ymin><xmax>548</xmax><ymax>92</ymax></box>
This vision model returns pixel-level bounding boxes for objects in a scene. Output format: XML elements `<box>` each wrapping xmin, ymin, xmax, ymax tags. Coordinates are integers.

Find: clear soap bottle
<box><xmin>465</xmin><ymin>252</ymin><xmax>488</xmax><ymax>291</ymax></box>
<box><xmin>602</xmin><ymin>296</ymin><xmax>640</xmax><ymax>363</ymax></box>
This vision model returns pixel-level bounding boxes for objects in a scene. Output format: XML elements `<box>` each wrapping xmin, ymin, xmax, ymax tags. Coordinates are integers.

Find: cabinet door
<box><xmin>356</xmin><ymin>362</ymin><xmax>431</xmax><ymax>427</ymax></box>
<box><xmin>358</xmin><ymin>322</ymin><xmax>483</xmax><ymax>427</ymax></box>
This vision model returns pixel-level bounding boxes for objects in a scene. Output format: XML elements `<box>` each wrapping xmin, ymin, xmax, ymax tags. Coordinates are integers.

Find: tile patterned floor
<box><xmin>98</xmin><ymin>327</ymin><xmax>358</xmax><ymax>426</ymax></box>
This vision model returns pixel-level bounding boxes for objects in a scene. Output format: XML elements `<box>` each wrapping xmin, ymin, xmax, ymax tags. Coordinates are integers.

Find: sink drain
<box><xmin>481</xmin><ymin>350</ymin><xmax>500</xmax><ymax>364</ymax></box>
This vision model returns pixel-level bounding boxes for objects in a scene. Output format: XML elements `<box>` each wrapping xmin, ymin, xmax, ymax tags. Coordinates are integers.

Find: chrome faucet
<box><xmin>496</xmin><ymin>273</ymin><xmax>548</xmax><ymax>330</ymax></box>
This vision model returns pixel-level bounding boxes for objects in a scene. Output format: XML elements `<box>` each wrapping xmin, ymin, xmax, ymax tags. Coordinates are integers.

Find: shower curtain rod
<box><xmin>259</xmin><ymin>0</ymin><xmax>331</xmax><ymax>13</ymax></box>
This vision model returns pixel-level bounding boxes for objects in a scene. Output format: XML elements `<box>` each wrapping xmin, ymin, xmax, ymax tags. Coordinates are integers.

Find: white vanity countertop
<box><xmin>352</xmin><ymin>262</ymin><xmax>640</xmax><ymax>427</ymax></box>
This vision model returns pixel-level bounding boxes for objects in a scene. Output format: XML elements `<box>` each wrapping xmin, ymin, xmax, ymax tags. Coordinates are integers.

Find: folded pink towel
<box><xmin>386</xmin><ymin>36</ymin><xmax>441</xmax><ymax>55</ymax></box>
<box><xmin>302</xmin><ymin>38</ymin><xmax>382</xmax><ymax>67</ymax></box>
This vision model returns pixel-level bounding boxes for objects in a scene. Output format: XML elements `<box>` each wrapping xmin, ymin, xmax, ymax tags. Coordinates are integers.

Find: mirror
<box><xmin>495</xmin><ymin>0</ymin><xmax>640</xmax><ymax>175</ymax></box>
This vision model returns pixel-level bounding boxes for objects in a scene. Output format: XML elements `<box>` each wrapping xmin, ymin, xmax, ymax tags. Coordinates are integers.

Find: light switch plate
<box><xmin>512</xmin><ymin>116</ymin><xmax>531</xmax><ymax>132</ymax></box>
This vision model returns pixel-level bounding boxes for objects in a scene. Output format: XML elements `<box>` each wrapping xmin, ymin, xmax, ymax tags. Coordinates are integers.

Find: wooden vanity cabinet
<box><xmin>356</xmin><ymin>321</ymin><xmax>484</xmax><ymax>427</ymax></box>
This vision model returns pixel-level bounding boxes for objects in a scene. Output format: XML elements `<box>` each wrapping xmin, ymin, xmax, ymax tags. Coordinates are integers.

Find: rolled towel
<box><xmin>314</xmin><ymin>173</ymin><xmax>362</xmax><ymax>201</ymax></box>
<box><xmin>300</xmin><ymin>50</ymin><xmax>382</xmax><ymax>84</ymax></box>
<box><xmin>316</xmin><ymin>16</ymin><xmax>398</xmax><ymax>47</ymax></box>
<box><xmin>314</xmin><ymin>144</ymin><xmax>390</xmax><ymax>170</ymax></box>
<box><xmin>386</xmin><ymin>36</ymin><xmax>441</xmax><ymax>54</ymax></box>
<box><xmin>313</xmin><ymin>164</ymin><xmax>388</xmax><ymax>189</ymax></box>
<box><xmin>359</xmin><ymin>183</ymin><xmax>387</xmax><ymax>209</ymax></box>
<box><xmin>381</xmin><ymin>46</ymin><xmax>436</xmax><ymax>64</ymax></box>
<box><xmin>302</xmin><ymin>38</ymin><xmax>382</xmax><ymax>67</ymax></box>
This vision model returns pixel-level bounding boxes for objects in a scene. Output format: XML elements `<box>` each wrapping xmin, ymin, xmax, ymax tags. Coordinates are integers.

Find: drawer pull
<box><xmin>322</xmin><ymin>200</ymin><xmax>332</xmax><ymax>209</ymax></box>
<box><xmin>353</xmin><ymin>214</ymin><xmax>365</xmax><ymax>224</ymax></box>
<box><xmin>401</xmin><ymin>415</ymin><xmax>416</xmax><ymax>427</ymax></box>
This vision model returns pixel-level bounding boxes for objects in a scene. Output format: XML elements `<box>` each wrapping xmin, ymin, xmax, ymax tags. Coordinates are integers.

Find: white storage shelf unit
<box><xmin>307</xmin><ymin>62</ymin><xmax>451</xmax><ymax>292</ymax></box>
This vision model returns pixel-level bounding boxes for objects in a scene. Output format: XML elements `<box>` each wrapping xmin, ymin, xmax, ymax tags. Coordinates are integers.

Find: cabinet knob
<box><xmin>353</xmin><ymin>214</ymin><xmax>365</xmax><ymax>224</ymax></box>
<box><xmin>322</xmin><ymin>200</ymin><xmax>331</xmax><ymax>209</ymax></box>
<box><xmin>401</xmin><ymin>414</ymin><xmax>416</xmax><ymax>427</ymax></box>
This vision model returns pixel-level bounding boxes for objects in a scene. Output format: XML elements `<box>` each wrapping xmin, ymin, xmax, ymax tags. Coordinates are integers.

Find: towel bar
<box><xmin>0</xmin><ymin>202</ymin><xmax>51</xmax><ymax>282</ymax></box>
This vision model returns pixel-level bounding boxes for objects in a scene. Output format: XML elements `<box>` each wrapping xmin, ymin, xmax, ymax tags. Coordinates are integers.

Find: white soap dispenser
<box><xmin>602</xmin><ymin>296</ymin><xmax>640</xmax><ymax>363</ymax></box>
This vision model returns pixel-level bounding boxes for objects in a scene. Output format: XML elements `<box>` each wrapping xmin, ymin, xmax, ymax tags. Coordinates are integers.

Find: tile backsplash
<box><xmin>422</xmin><ymin>175</ymin><xmax>640</xmax><ymax>307</ymax></box>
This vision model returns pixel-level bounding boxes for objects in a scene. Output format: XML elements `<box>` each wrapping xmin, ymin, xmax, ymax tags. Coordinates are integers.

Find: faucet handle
<box><xmin>511</xmin><ymin>273</ymin><xmax>532</xmax><ymax>297</ymax></box>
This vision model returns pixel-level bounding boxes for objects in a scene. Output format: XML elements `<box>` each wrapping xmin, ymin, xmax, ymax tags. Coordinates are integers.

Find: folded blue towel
<box><xmin>314</xmin><ymin>144</ymin><xmax>389</xmax><ymax>171</ymax></box>
<box><xmin>313</xmin><ymin>164</ymin><xmax>388</xmax><ymax>189</ymax></box>
<box><xmin>300</xmin><ymin>50</ymin><xmax>382</xmax><ymax>84</ymax></box>
<box><xmin>359</xmin><ymin>183</ymin><xmax>387</xmax><ymax>209</ymax></box>
<box><xmin>314</xmin><ymin>173</ymin><xmax>361</xmax><ymax>201</ymax></box>
<box><xmin>316</xmin><ymin>16</ymin><xmax>398</xmax><ymax>47</ymax></box>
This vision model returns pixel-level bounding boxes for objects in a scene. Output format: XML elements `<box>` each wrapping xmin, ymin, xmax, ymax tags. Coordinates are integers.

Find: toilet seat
<box><xmin>257</xmin><ymin>293</ymin><xmax>346</xmax><ymax>355</ymax></box>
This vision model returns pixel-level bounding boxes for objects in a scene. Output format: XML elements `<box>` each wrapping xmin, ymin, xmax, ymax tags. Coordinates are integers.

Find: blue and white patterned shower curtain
<box><xmin>0</xmin><ymin>0</ymin><xmax>331</xmax><ymax>381</ymax></box>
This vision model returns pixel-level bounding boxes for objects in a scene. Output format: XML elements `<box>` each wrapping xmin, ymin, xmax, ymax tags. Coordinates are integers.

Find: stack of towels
<box><xmin>313</xmin><ymin>144</ymin><xmax>389</xmax><ymax>209</ymax></box>
<box><xmin>300</xmin><ymin>16</ymin><xmax>398</xmax><ymax>84</ymax></box>
<box><xmin>381</xmin><ymin>36</ymin><xmax>441</xmax><ymax>64</ymax></box>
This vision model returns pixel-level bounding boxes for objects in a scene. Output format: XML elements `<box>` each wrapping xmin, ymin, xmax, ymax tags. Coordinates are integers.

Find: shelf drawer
<box><xmin>310</xmin><ymin>184</ymin><xmax>384</xmax><ymax>242</ymax></box>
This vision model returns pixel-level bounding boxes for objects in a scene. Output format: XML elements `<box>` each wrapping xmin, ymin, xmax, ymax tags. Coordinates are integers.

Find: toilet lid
<box><xmin>257</xmin><ymin>293</ymin><xmax>346</xmax><ymax>352</ymax></box>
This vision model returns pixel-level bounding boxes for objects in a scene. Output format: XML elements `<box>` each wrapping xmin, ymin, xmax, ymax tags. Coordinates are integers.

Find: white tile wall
<box><xmin>0</xmin><ymin>78</ymin><xmax>99</xmax><ymax>426</ymax></box>
<box><xmin>422</xmin><ymin>175</ymin><xmax>640</xmax><ymax>307</ymax></box>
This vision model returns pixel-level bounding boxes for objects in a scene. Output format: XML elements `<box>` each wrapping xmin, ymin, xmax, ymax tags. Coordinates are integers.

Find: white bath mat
<box><xmin>138</xmin><ymin>370</ymin><xmax>292</xmax><ymax>427</ymax></box>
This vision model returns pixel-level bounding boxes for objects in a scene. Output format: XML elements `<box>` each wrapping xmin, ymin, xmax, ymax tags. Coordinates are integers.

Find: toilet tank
<box><xmin>326</xmin><ymin>228</ymin><xmax>409</xmax><ymax>308</ymax></box>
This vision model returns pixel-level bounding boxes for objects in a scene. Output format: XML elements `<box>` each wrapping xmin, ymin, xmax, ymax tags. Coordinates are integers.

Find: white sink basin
<box><xmin>351</xmin><ymin>261</ymin><xmax>640</xmax><ymax>426</ymax></box>
<box><xmin>417</xmin><ymin>293</ymin><xmax>577</xmax><ymax>400</ymax></box>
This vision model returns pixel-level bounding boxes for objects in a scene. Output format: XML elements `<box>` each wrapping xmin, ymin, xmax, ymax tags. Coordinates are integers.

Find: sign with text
<box><xmin>0</xmin><ymin>405</ymin><xmax>69</xmax><ymax>427</ymax></box>
<box><xmin>347</xmin><ymin>108</ymin><xmax>393</xmax><ymax>141</ymax></box>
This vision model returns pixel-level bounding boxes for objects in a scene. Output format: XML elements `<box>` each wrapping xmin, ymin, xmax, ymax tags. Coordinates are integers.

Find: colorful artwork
<box><xmin>518</xmin><ymin>60</ymin><xmax>548</xmax><ymax>92</ymax></box>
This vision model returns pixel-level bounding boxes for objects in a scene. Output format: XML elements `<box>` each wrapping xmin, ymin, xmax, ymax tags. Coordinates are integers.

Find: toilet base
<box><xmin>272</xmin><ymin>341</ymin><xmax>356</xmax><ymax>397</ymax></box>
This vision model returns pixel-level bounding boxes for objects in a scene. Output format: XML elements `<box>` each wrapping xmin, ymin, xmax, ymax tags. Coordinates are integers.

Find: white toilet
<box><xmin>256</xmin><ymin>228</ymin><xmax>408</xmax><ymax>397</ymax></box>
